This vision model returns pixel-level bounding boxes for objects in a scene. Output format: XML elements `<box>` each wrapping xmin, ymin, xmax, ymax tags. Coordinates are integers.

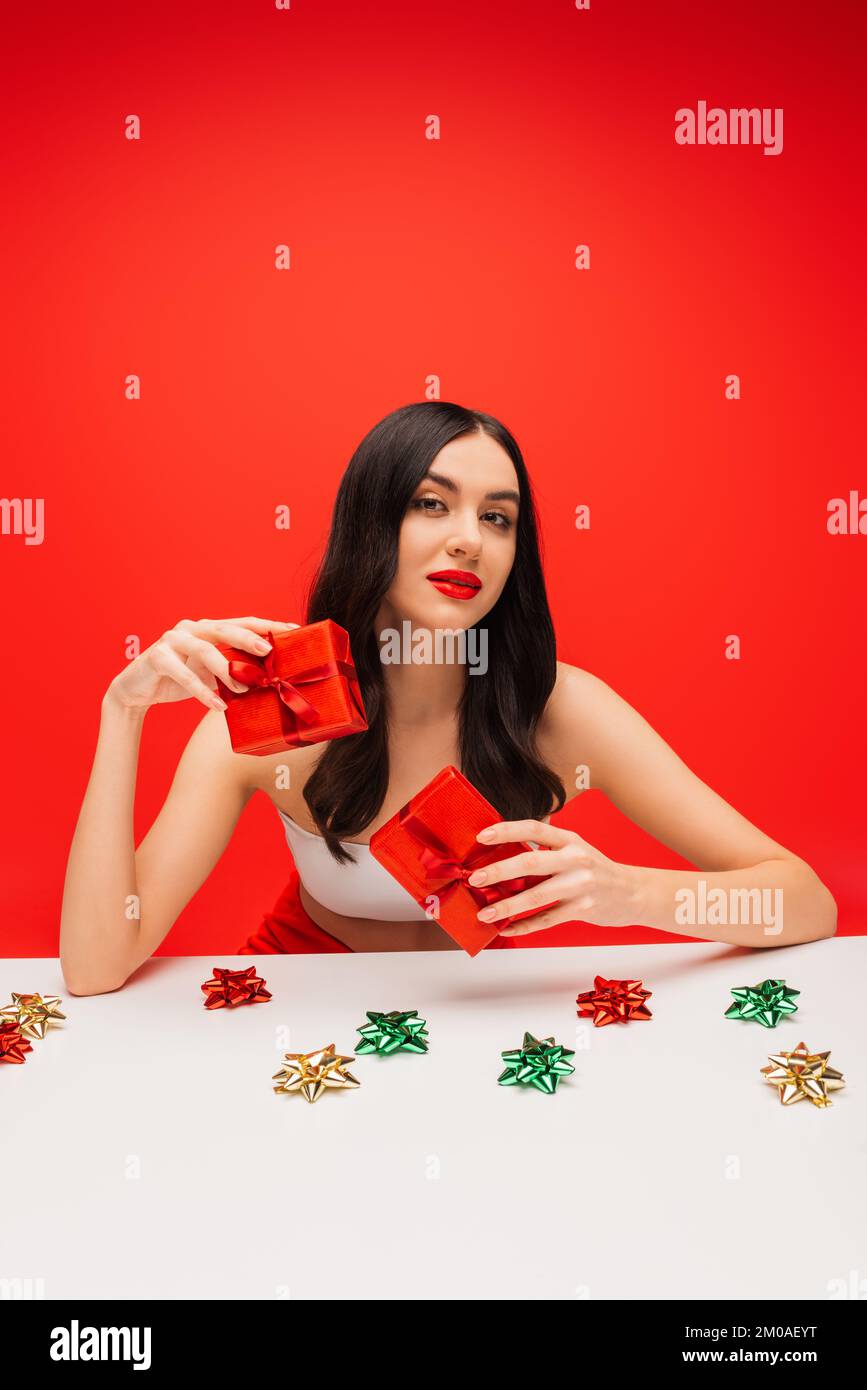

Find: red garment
<box><xmin>237</xmin><ymin>866</ymin><xmax>517</xmax><ymax>955</ymax></box>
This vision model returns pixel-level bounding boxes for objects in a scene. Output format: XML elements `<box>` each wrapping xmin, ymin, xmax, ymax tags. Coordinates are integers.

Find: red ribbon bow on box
<box><xmin>226</xmin><ymin>630</ymin><xmax>365</xmax><ymax>737</ymax></box>
<box><xmin>397</xmin><ymin>805</ymin><xmax>535</xmax><ymax>916</ymax></box>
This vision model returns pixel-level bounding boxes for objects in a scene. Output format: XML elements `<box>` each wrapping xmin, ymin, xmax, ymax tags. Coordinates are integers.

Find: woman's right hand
<box><xmin>104</xmin><ymin>616</ymin><xmax>300</xmax><ymax>712</ymax></box>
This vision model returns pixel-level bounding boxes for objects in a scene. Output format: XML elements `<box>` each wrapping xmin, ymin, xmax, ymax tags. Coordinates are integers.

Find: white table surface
<box><xmin>1</xmin><ymin>937</ymin><xmax>864</xmax><ymax>1300</ymax></box>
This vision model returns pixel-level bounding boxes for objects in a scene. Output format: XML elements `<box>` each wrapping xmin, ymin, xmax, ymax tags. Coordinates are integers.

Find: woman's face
<box><xmin>380</xmin><ymin>431</ymin><xmax>520</xmax><ymax>631</ymax></box>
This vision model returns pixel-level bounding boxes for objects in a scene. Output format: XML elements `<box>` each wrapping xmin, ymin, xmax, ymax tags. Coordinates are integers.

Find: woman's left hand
<box><xmin>468</xmin><ymin>819</ymin><xmax>645</xmax><ymax>936</ymax></box>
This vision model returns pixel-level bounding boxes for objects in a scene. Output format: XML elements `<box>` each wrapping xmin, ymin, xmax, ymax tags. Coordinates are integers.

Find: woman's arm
<box><xmin>471</xmin><ymin>665</ymin><xmax>837</xmax><ymax>947</ymax></box>
<box><xmin>59</xmin><ymin>614</ymin><xmax>298</xmax><ymax>995</ymax></box>
<box><xmin>60</xmin><ymin>703</ymin><xmax>256</xmax><ymax>994</ymax></box>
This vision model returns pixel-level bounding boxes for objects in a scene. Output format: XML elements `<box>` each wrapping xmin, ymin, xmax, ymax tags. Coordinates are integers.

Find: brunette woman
<box><xmin>60</xmin><ymin>402</ymin><xmax>836</xmax><ymax>993</ymax></box>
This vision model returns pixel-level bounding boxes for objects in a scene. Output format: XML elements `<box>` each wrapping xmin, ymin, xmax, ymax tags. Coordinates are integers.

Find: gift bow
<box><xmin>226</xmin><ymin>629</ymin><xmax>364</xmax><ymax>736</ymax></box>
<box><xmin>397</xmin><ymin>804</ymin><xmax>536</xmax><ymax>916</ymax></box>
<box><xmin>201</xmin><ymin>965</ymin><xmax>272</xmax><ymax>1009</ymax></box>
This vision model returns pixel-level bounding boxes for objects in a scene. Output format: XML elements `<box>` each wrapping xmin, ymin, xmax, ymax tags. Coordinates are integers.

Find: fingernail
<box><xmin>213</xmin><ymin>697</ymin><xmax>227</xmax><ymax>710</ymax></box>
<box><xmin>467</xmin><ymin>870</ymin><xmax>487</xmax><ymax>885</ymax></box>
<box><xmin>478</xmin><ymin>907</ymin><xmax>497</xmax><ymax>921</ymax></box>
<box><xmin>477</xmin><ymin>827</ymin><xmax>494</xmax><ymax>841</ymax></box>
<box><xmin>255</xmin><ymin>640</ymin><xmax>272</xmax><ymax>652</ymax></box>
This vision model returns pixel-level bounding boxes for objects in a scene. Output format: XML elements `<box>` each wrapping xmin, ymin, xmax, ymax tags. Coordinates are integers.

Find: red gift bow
<box><xmin>0</xmin><ymin>1018</ymin><xmax>33</xmax><ymax>1063</ymax></box>
<box><xmin>226</xmin><ymin>629</ymin><xmax>365</xmax><ymax>739</ymax></box>
<box><xmin>397</xmin><ymin>804</ymin><xmax>538</xmax><ymax>919</ymax></box>
<box><xmin>201</xmin><ymin>966</ymin><xmax>272</xmax><ymax>1009</ymax></box>
<box><xmin>576</xmin><ymin>975</ymin><xmax>653</xmax><ymax>1026</ymax></box>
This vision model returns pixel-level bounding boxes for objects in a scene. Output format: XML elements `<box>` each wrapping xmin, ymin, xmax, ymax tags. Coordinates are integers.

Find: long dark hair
<box><xmin>303</xmin><ymin>400</ymin><xmax>566</xmax><ymax>863</ymax></box>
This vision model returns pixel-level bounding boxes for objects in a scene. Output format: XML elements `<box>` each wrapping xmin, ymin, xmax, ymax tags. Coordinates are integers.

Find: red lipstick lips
<box><xmin>426</xmin><ymin>569</ymin><xmax>483</xmax><ymax>601</ymax></box>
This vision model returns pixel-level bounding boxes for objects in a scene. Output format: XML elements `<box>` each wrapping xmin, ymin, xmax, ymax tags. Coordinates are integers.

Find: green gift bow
<box><xmin>355</xmin><ymin>1009</ymin><xmax>430</xmax><ymax>1055</ymax></box>
<box><xmin>498</xmin><ymin>1031</ymin><xmax>575</xmax><ymax>1094</ymax></box>
<box><xmin>725</xmin><ymin>978</ymin><xmax>800</xmax><ymax>1028</ymax></box>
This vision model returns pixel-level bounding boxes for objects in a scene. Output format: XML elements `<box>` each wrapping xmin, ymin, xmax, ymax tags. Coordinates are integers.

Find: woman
<box><xmin>59</xmin><ymin>402</ymin><xmax>837</xmax><ymax>994</ymax></box>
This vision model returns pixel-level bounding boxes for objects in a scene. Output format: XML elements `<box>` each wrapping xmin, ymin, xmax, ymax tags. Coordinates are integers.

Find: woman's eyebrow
<box><xmin>422</xmin><ymin>470</ymin><xmax>520</xmax><ymax>506</ymax></box>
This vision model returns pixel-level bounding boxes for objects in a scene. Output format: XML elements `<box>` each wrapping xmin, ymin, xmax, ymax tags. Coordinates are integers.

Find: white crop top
<box><xmin>277</xmin><ymin>804</ymin><xmax>546</xmax><ymax>922</ymax></box>
<box><xmin>277</xmin><ymin>807</ymin><xmax>432</xmax><ymax>921</ymax></box>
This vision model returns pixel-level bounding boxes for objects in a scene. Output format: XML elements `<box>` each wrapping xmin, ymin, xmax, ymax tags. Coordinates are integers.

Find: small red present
<box><xmin>214</xmin><ymin>619</ymin><xmax>367</xmax><ymax>756</ymax></box>
<box><xmin>370</xmin><ymin>765</ymin><xmax>558</xmax><ymax>956</ymax></box>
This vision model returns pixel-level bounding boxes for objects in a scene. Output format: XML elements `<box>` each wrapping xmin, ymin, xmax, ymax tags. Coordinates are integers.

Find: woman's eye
<box><xmin>411</xmin><ymin>497</ymin><xmax>446</xmax><ymax>513</ymax></box>
<box><xmin>410</xmin><ymin>498</ymin><xmax>513</xmax><ymax>528</ymax></box>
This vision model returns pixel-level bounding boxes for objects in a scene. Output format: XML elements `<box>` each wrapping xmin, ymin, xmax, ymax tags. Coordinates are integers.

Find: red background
<box><xmin>2</xmin><ymin>0</ymin><xmax>864</xmax><ymax>957</ymax></box>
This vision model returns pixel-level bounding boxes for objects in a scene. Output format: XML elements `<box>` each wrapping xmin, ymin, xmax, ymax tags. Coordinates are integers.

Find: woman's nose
<box><xmin>446</xmin><ymin>524</ymin><xmax>482</xmax><ymax>558</ymax></box>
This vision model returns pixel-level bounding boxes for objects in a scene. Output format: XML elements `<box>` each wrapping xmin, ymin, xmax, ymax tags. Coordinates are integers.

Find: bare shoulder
<box><xmin>535</xmin><ymin>663</ymin><xmax>598</xmax><ymax>802</ymax></box>
<box><xmin>188</xmin><ymin>711</ymin><xmax>312</xmax><ymax>799</ymax></box>
<box><xmin>539</xmin><ymin>661</ymin><xmax>620</xmax><ymax>742</ymax></box>
<box><xmin>239</xmin><ymin>733</ymin><xmax>324</xmax><ymax>822</ymax></box>
<box><xmin>185</xmin><ymin>709</ymin><xmax>266</xmax><ymax>795</ymax></box>
<box><xmin>537</xmin><ymin>661</ymin><xmax>632</xmax><ymax>801</ymax></box>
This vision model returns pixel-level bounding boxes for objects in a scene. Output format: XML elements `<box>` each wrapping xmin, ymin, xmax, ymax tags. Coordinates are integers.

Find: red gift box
<box><xmin>214</xmin><ymin>619</ymin><xmax>367</xmax><ymax>756</ymax></box>
<box><xmin>369</xmin><ymin>765</ymin><xmax>558</xmax><ymax>956</ymax></box>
